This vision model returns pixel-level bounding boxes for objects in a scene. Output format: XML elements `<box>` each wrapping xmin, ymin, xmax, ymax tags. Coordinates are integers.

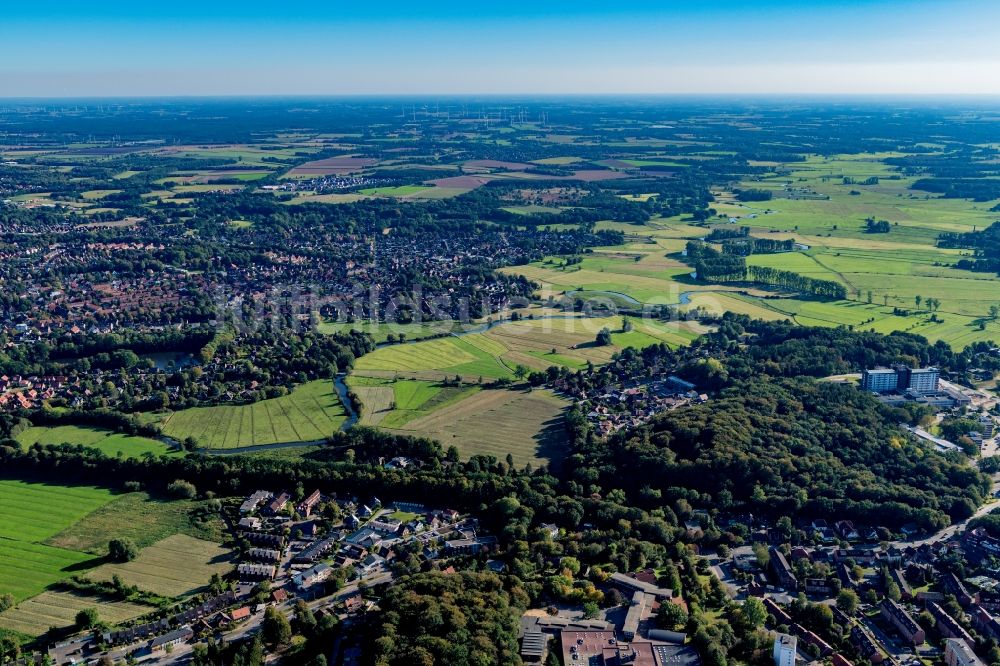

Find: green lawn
<box><xmin>16</xmin><ymin>425</ymin><xmax>178</xmax><ymax>459</ymax></box>
<box><xmin>161</xmin><ymin>380</ymin><xmax>347</xmax><ymax>449</ymax></box>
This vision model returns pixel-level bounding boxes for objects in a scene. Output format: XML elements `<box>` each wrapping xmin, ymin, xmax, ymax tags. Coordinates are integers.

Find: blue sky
<box><xmin>2</xmin><ymin>0</ymin><xmax>998</xmax><ymax>96</ymax></box>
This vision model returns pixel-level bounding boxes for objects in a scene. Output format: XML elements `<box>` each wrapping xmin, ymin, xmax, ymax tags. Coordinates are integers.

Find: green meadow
<box><xmin>16</xmin><ymin>425</ymin><xmax>178</xmax><ymax>459</ymax></box>
<box><xmin>161</xmin><ymin>379</ymin><xmax>347</xmax><ymax>449</ymax></box>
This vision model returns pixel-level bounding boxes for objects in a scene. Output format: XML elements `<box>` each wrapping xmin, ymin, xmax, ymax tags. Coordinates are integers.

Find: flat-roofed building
<box><xmin>622</xmin><ymin>591</ymin><xmax>658</xmax><ymax>640</ymax></box>
<box><xmin>561</xmin><ymin>630</ymin><xmax>617</xmax><ymax>666</ymax></box>
<box><xmin>773</xmin><ymin>633</ymin><xmax>797</xmax><ymax>666</ymax></box>
<box><xmin>901</xmin><ymin>367</ymin><xmax>940</xmax><ymax>394</ymax></box>
<box><xmin>862</xmin><ymin>368</ymin><xmax>900</xmax><ymax>393</ymax></box>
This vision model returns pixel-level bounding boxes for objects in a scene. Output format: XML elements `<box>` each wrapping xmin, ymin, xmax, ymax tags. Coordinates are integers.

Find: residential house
<box><xmin>879</xmin><ymin>598</ymin><xmax>925</xmax><ymax>644</ymax></box>
<box><xmin>293</xmin><ymin>563</ymin><xmax>332</xmax><ymax>590</ymax></box>
<box><xmin>943</xmin><ymin>572</ymin><xmax>975</xmax><ymax>607</ymax></box>
<box><xmin>265</xmin><ymin>492</ymin><xmax>291</xmax><ymax>516</ymax></box>
<box><xmin>792</xmin><ymin>623</ymin><xmax>833</xmax><ymax>657</ymax></box>
<box><xmin>247</xmin><ymin>547</ymin><xmax>281</xmax><ymax>563</ymax></box>
<box><xmin>929</xmin><ymin>602</ymin><xmax>975</xmax><ymax>648</ymax></box>
<box><xmin>770</xmin><ymin>548</ymin><xmax>798</xmax><ymax>591</ymax></box>
<box><xmin>945</xmin><ymin>638</ymin><xmax>984</xmax><ymax>666</ymax></box>
<box><xmin>240</xmin><ymin>490</ymin><xmax>271</xmax><ymax>515</ymax></box>
<box><xmin>150</xmin><ymin>626</ymin><xmax>194</xmax><ymax>653</ymax></box>
<box><xmin>850</xmin><ymin>626</ymin><xmax>883</xmax><ymax>664</ymax></box>
<box><xmin>237</xmin><ymin>563</ymin><xmax>276</xmax><ymax>580</ymax></box>
<box><xmin>356</xmin><ymin>554</ymin><xmax>386</xmax><ymax>578</ymax></box>
<box><xmin>971</xmin><ymin>605</ymin><xmax>1000</xmax><ymax>641</ymax></box>
<box><xmin>444</xmin><ymin>535</ymin><xmax>498</xmax><ymax>556</ymax></box>
<box><xmin>239</xmin><ymin>517</ymin><xmax>262</xmax><ymax>531</ymax></box>
<box><xmin>297</xmin><ymin>490</ymin><xmax>322</xmax><ymax>517</ymax></box>
<box><xmin>293</xmin><ymin>536</ymin><xmax>339</xmax><ymax>563</ymax></box>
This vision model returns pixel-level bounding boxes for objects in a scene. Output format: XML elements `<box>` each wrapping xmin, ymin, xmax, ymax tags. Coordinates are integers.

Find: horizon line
<box><xmin>2</xmin><ymin>92</ymin><xmax>1000</xmax><ymax>101</ymax></box>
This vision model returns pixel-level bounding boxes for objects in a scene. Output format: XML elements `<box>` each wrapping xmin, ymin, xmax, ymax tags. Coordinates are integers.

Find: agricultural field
<box><xmin>355</xmin><ymin>336</ymin><xmax>514</xmax><ymax>380</ymax></box>
<box><xmin>160</xmin><ymin>379</ymin><xmax>347</xmax><ymax>449</ymax></box>
<box><xmin>0</xmin><ymin>591</ymin><xmax>154</xmax><ymax>637</ymax></box>
<box><xmin>0</xmin><ymin>480</ymin><xmax>117</xmax><ymax>602</ymax></box>
<box><xmin>381</xmin><ymin>388</ymin><xmax>569</xmax><ymax>466</ymax></box>
<box><xmin>16</xmin><ymin>425</ymin><xmax>178</xmax><ymax>459</ymax></box>
<box><xmin>358</xmin><ymin>184</ymin><xmax>433</xmax><ymax>197</ymax></box>
<box><xmin>0</xmin><ymin>481</ymin><xmax>231</xmax><ymax>636</ymax></box>
<box><xmin>354</xmin><ymin>316</ymin><xmax>706</xmax><ymax>382</ymax></box>
<box><xmin>348</xmin><ymin>376</ymin><xmax>479</xmax><ymax>428</ymax></box>
<box><xmin>497</xmin><ymin>153</ymin><xmax>1000</xmax><ymax>351</ymax></box>
<box><xmin>46</xmin><ymin>492</ymin><xmax>226</xmax><ymax>555</ymax></box>
<box><xmin>0</xmin><ymin>480</ymin><xmax>116</xmax><ymax>544</ymax></box>
<box><xmin>0</xmin><ymin>539</ymin><xmax>98</xmax><ymax>605</ymax></box>
<box><xmin>89</xmin><ymin>534</ymin><xmax>233</xmax><ymax>598</ymax></box>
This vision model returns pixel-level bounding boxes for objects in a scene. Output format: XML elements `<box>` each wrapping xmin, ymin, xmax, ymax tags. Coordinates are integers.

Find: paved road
<box><xmin>890</xmin><ymin>474</ymin><xmax>1000</xmax><ymax>549</ymax></box>
<box><xmin>144</xmin><ymin>572</ymin><xmax>393</xmax><ymax>665</ymax></box>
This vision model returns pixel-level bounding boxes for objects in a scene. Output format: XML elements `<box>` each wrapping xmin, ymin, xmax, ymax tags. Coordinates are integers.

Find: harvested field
<box><xmin>464</xmin><ymin>159</ymin><xmax>532</xmax><ymax>170</ymax></box>
<box><xmin>287</xmin><ymin>156</ymin><xmax>377</xmax><ymax>176</ymax></box>
<box><xmin>89</xmin><ymin>534</ymin><xmax>233</xmax><ymax>598</ymax></box>
<box><xmin>383</xmin><ymin>389</ymin><xmax>568</xmax><ymax>466</ymax></box>
<box><xmin>355</xmin><ymin>336</ymin><xmax>512</xmax><ymax>379</ymax></box>
<box><xmin>423</xmin><ymin>175</ymin><xmax>494</xmax><ymax>192</ymax></box>
<box><xmin>350</xmin><ymin>377</ymin><xmax>479</xmax><ymax>429</ymax></box>
<box><xmin>0</xmin><ymin>591</ymin><xmax>154</xmax><ymax>636</ymax></box>
<box><xmin>569</xmin><ymin>169</ymin><xmax>629</xmax><ymax>182</ymax></box>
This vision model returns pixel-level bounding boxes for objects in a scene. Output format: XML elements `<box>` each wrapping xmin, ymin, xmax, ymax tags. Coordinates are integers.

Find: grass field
<box><xmin>0</xmin><ymin>480</ymin><xmax>117</xmax><ymax>602</ymax></box>
<box><xmin>0</xmin><ymin>539</ymin><xmax>99</xmax><ymax>604</ymax></box>
<box><xmin>0</xmin><ymin>590</ymin><xmax>154</xmax><ymax>637</ymax></box>
<box><xmin>160</xmin><ymin>379</ymin><xmax>347</xmax><ymax>449</ymax></box>
<box><xmin>16</xmin><ymin>425</ymin><xmax>178</xmax><ymax>459</ymax></box>
<box><xmin>90</xmin><ymin>534</ymin><xmax>233</xmax><ymax>597</ymax></box>
<box><xmin>382</xmin><ymin>388</ymin><xmax>568</xmax><ymax>465</ymax></box>
<box><xmin>46</xmin><ymin>492</ymin><xmax>226</xmax><ymax>555</ymax></box>
<box><xmin>0</xmin><ymin>480</ymin><xmax>117</xmax><ymax>543</ymax></box>
<box><xmin>354</xmin><ymin>316</ymin><xmax>706</xmax><ymax>381</ymax></box>
<box><xmin>355</xmin><ymin>336</ymin><xmax>514</xmax><ymax>379</ymax></box>
<box><xmin>502</xmin><ymin>205</ymin><xmax>563</xmax><ymax>215</ymax></box>
<box><xmin>348</xmin><ymin>376</ymin><xmax>479</xmax><ymax>428</ymax></box>
<box><xmin>358</xmin><ymin>185</ymin><xmax>432</xmax><ymax>197</ymax></box>
<box><xmin>0</xmin><ymin>481</ymin><xmax>230</xmax><ymax>635</ymax></box>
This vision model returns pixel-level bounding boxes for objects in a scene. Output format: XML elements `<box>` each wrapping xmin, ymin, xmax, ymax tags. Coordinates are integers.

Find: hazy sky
<box><xmin>2</xmin><ymin>0</ymin><xmax>999</xmax><ymax>96</ymax></box>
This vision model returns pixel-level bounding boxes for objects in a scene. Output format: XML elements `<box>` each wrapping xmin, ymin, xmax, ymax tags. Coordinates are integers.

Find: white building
<box><xmin>945</xmin><ymin>638</ymin><xmax>984</xmax><ymax>666</ymax></box>
<box><xmin>773</xmin><ymin>633</ymin><xmax>797</xmax><ymax>666</ymax></box>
